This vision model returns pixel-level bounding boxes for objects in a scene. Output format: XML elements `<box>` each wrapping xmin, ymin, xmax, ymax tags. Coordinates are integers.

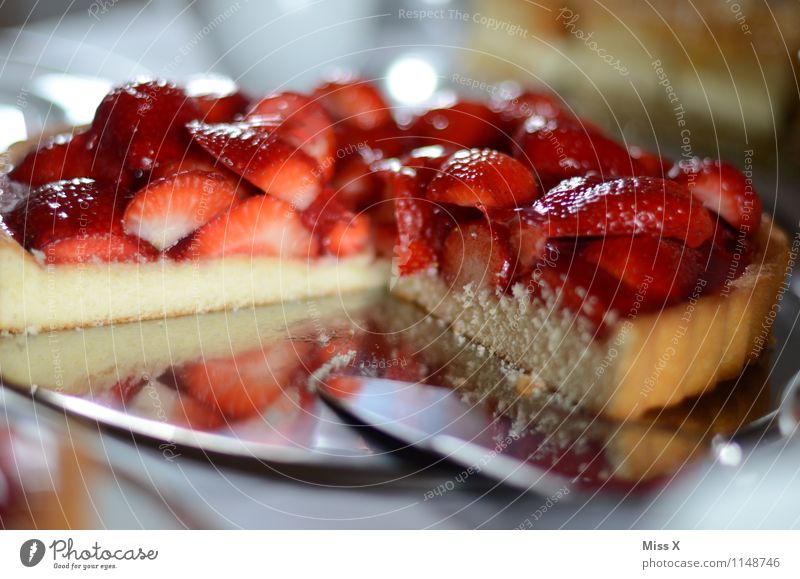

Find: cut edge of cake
<box><xmin>392</xmin><ymin>216</ymin><xmax>789</xmax><ymax>419</ymax></box>
<box><xmin>0</xmin><ymin>229</ymin><xmax>389</xmax><ymax>334</ymax></box>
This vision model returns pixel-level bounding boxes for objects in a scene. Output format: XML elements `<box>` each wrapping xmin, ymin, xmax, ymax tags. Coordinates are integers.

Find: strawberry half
<box><xmin>301</xmin><ymin>191</ymin><xmax>371</xmax><ymax>256</ymax></box>
<box><xmin>123</xmin><ymin>170</ymin><xmax>243</xmax><ymax>251</ymax></box>
<box><xmin>312</xmin><ymin>77</ymin><xmax>391</xmax><ymax>131</ymax></box>
<box><xmin>410</xmin><ymin>101</ymin><xmax>503</xmax><ymax>149</ymax></box>
<box><xmin>505</xmin><ymin>213</ymin><xmax>548</xmax><ymax>273</ymax></box>
<box><xmin>177</xmin><ymin>194</ymin><xmax>318</xmax><ymax>259</ymax></box>
<box><xmin>514</xmin><ymin>115</ymin><xmax>638</xmax><ymax>186</ymax></box>
<box><xmin>583</xmin><ymin>236</ymin><xmax>702</xmax><ymax>305</ymax></box>
<box><xmin>668</xmin><ymin>157</ymin><xmax>762</xmax><ymax>237</ymax></box>
<box><xmin>440</xmin><ymin>220</ymin><xmax>514</xmax><ymax>294</ymax></box>
<box><xmin>149</xmin><ymin>149</ymin><xmax>221</xmax><ymax>180</ymax></box>
<box><xmin>246</xmin><ymin>92</ymin><xmax>336</xmax><ymax>180</ymax></box>
<box><xmin>387</xmin><ymin>170</ymin><xmax>439</xmax><ymax>275</ymax></box>
<box><xmin>531</xmin><ymin>176</ymin><xmax>714</xmax><ymax>247</ymax></box>
<box><xmin>91</xmin><ymin>80</ymin><xmax>201</xmax><ymax>177</ymax></box>
<box><xmin>331</xmin><ymin>150</ymin><xmax>382</xmax><ymax>210</ymax></box>
<box><xmin>7</xmin><ymin>178</ymin><xmax>156</xmax><ymax>264</ymax></box>
<box><xmin>427</xmin><ymin>148</ymin><xmax>538</xmax><ymax>210</ymax></box>
<box><xmin>187</xmin><ymin>119</ymin><xmax>323</xmax><ymax>210</ymax></box>
<box><xmin>9</xmin><ymin>131</ymin><xmax>96</xmax><ymax>188</ymax></box>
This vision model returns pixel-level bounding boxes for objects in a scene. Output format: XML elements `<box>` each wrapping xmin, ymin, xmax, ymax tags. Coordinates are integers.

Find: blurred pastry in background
<box><xmin>466</xmin><ymin>0</ymin><xmax>800</xmax><ymax>161</ymax></box>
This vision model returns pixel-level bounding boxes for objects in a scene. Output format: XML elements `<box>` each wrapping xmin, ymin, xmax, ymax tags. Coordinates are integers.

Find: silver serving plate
<box><xmin>1</xmin><ymin>289</ymin><xmax>797</xmax><ymax>491</ymax></box>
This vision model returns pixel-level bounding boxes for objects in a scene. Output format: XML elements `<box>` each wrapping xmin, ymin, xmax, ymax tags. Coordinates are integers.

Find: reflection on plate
<box><xmin>357</xmin><ymin>300</ymin><xmax>773</xmax><ymax>491</ymax></box>
<box><xmin>0</xmin><ymin>292</ymin><xmax>409</xmax><ymax>474</ymax></box>
<box><xmin>0</xmin><ymin>291</ymin><xmax>791</xmax><ymax>491</ymax></box>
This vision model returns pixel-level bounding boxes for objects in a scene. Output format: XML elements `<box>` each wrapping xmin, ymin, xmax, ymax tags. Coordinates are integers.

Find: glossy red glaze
<box><xmin>427</xmin><ymin>148</ymin><xmax>538</xmax><ymax>210</ymax></box>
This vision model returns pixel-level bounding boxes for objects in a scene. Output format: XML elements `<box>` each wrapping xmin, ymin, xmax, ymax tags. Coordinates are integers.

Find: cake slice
<box><xmin>382</xmin><ymin>107</ymin><xmax>789</xmax><ymax>419</ymax></box>
<box><xmin>393</xmin><ymin>216</ymin><xmax>787</xmax><ymax>419</ymax></box>
<box><xmin>0</xmin><ymin>79</ymin><xmax>391</xmax><ymax>333</ymax></box>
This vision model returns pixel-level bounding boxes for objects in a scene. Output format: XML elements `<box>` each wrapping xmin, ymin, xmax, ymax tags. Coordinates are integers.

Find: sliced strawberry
<box><xmin>505</xmin><ymin>213</ymin><xmax>548</xmax><ymax>273</ymax></box>
<box><xmin>108</xmin><ymin>375</ymin><xmax>148</xmax><ymax>406</ymax></box>
<box><xmin>400</xmin><ymin>143</ymin><xmax>459</xmax><ymax>169</ymax></box>
<box><xmin>441</xmin><ymin>220</ymin><xmax>514</xmax><ymax>294</ymax></box>
<box><xmin>247</xmin><ymin>92</ymin><xmax>336</xmax><ymax>180</ymax></box>
<box><xmin>410</xmin><ymin>101</ymin><xmax>503</xmax><ymax>149</ymax></box>
<box><xmin>372</xmin><ymin>222</ymin><xmax>397</xmax><ymax>258</ymax></box>
<box><xmin>7</xmin><ymin>177</ymin><xmax>157</xmax><ymax>264</ymax></box>
<box><xmin>172</xmin><ymin>394</ymin><xmax>226</xmax><ymax>431</ymax></box>
<box><xmin>312</xmin><ymin>77</ymin><xmax>391</xmax><ymax>131</ymax></box>
<box><xmin>148</xmin><ymin>149</ymin><xmax>259</xmax><ymax>198</ymax></box>
<box><xmin>531</xmin><ymin>255</ymin><xmax>620</xmax><ymax>329</ymax></box>
<box><xmin>178</xmin><ymin>342</ymin><xmax>309</xmax><ymax>419</ymax></box>
<box><xmin>192</xmin><ymin>93</ymin><xmax>250</xmax><ymax>123</ymax></box>
<box><xmin>331</xmin><ymin>151</ymin><xmax>382</xmax><ymax>210</ymax></box>
<box><xmin>247</xmin><ymin>91</ymin><xmax>322</xmax><ymax>119</ymax></box>
<box><xmin>388</xmin><ymin>170</ymin><xmax>439</xmax><ymax>275</ymax></box>
<box><xmin>396</xmin><ymin>238</ymin><xmax>438</xmax><ymax>275</ymax></box>
<box><xmin>427</xmin><ymin>148</ymin><xmax>538</xmax><ymax>209</ymax></box>
<box><xmin>531</xmin><ymin>176</ymin><xmax>714</xmax><ymax>247</ymax></box>
<box><xmin>9</xmin><ymin>131</ymin><xmax>96</xmax><ymax>188</ymax></box>
<box><xmin>668</xmin><ymin>157</ymin><xmax>762</xmax><ymax>237</ymax></box>
<box><xmin>187</xmin><ymin>119</ymin><xmax>323</xmax><ymax>210</ymax></box>
<box><xmin>186</xmin><ymin>76</ymin><xmax>250</xmax><ymax>123</ymax></box>
<box><xmin>40</xmin><ymin>233</ymin><xmax>156</xmax><ymax>265</ymax></box>
<box><xmin>91</xmin><ymin>80</ymin><xmax>201</xmax><ymax>176</ymax></box>
<box><xmin>300</xmin><ymin>192</ymin><xmax>371</xmax><ymax>256</ymax></box>
<box><xmin>149</xmin><ymin>149</ymin><xmax>220</xmax><ymax>180</ymax></box>
<box><xmin>324</xmin><ymin>214</ymin><xmax>371</xmax><ymax>256</ymax></box>
<box><xmin>336</xmin><ymin>119</ymin><xmax>413</xmax><ymax>160</ymax></box>
<box><xmin>514</xmin><ymin>115</ymin><xmax>638</xmax><ymax>186</ymax></box>
<box><xmin>583</xmin><ymin>237</ymin><xmax>702</xmax><ymax>304</ymax></box>
<box><xmin>177</xmin><ymin>194</ymin><xmax>318</xmax><ymax>259</ymax></box>
<box><xmin>9</xmin><ymin>178</ymin><xmax>118</xmax><ymax>244</ymax></box>
<box><xmin>123</xmin><ymin>170</ymin><xmax>243</xmax><ymax>251</ymax></box>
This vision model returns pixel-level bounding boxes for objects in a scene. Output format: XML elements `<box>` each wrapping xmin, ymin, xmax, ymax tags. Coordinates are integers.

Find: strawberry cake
<box><xmin>0</xmin><ymin>78</ymin><xmax>389</xmax><ymax>333</ymax></box>
<box><xmin>0</xmin><ymin>75</ymin><xmax>788</xmax><ymax>418</ymax></box>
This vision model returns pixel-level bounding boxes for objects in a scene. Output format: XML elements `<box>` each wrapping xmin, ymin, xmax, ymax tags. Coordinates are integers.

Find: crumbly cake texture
<box><xmin>392</xmin><ymin>216</ymin><xmax>789</xmax><ymax>419</ymax></box>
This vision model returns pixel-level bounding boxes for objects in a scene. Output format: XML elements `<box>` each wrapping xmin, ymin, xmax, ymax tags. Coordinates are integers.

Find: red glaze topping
<box><xmin>530</xmin><ymin>176</ymin><xmax>714</xmax><ymax>248</ymax></box>
<box><xmin>427</xmin><ymin>148</ymin><xmax>538</xmax><ymax>210</ymax></box>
